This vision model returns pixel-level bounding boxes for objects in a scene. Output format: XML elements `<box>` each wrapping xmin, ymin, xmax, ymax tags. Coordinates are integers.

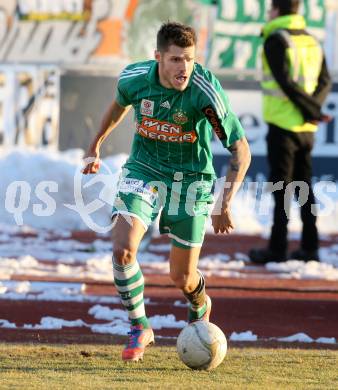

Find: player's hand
<box><xmin>82</xmin><ymin>151</ymin><xmax>101</xmax><ymax>174</ymax></box>
<box><xmin>211</xmin><ymin>205</ymin><xmax>234</xmax><ymax>234</ymax></box>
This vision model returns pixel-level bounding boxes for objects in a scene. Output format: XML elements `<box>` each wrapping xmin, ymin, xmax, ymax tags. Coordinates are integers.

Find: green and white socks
<box><xmin>113</xmin><ymin>261</ymin><xmax>206</xmax><ymax>325</ymax></box>
<box><xmin>184</xmin><ymin>270</ymin><xmax>207</xmax><ymax>322</ymax></box>
<box><xmin>112</xmin><ymin>259</ymin><xmax>150</xmax><ymax>329</ymax></box>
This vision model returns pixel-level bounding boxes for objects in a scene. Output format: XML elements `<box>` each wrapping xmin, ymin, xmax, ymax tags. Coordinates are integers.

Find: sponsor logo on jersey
<box><xmin>172</xmin><ymin>109</ymin><xmax>188</xmax><ymax>125</ymax></box>
<box><xmin>160</xmin><ymin>100</ymin><xmax>171</xmax><ymax>109</ymax></box>
<box><xmin>136</xmin><ymin>117</ymin><xmax>196</xmax><ymax>143</ymax></box>
<box><xmin>119</xmin><ymin>178</ymin><xmax>158</xmax><ymax>206</ymax></box>
<box><xmin>203</xmin><ymin>105</ymin><xmax>227</xmax><ymax>141</ymax></box>
<box><xmin>140</xmin><ymin>99</ymin><xmax>154</xmax><ymax>116</ymax></box>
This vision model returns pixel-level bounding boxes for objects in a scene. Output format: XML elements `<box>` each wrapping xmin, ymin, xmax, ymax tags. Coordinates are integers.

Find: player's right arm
<box><xmin>83</xmin><ymin>100</ymin><xmax>131</xmax><ymax>174</ymax></box>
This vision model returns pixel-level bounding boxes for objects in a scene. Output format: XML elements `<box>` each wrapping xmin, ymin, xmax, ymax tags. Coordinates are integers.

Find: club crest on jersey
<box><xmin>140</xmin><ymin>99</ymin><xmax>154</xmax><ymax>116</ymax></box>
<box><xmin>172</xmin><ymin>109</ymin><xmax>188</xmax><ymax>125</ymax></box>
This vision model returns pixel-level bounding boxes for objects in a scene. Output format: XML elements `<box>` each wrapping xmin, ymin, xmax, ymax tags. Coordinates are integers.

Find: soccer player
<box><xmin>83</xmin><ymin>22</ymin><xmax>251</xmax><ymax>362</ymax></box>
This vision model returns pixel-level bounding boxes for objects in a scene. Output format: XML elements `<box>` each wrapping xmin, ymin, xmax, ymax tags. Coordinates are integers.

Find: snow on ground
<box><xmin>0</xmin><ymin>236</ymin><xmax>338</xmax><ymax>282</ymax></box>
<box><xmin>0</xmin><ymin>148</ymin><xmax>127</xmax><ymax>232</ymax></box>
<box><xmin>0</xmin><ymin>301</ymin><xmax>186</xmax><ymax>336</ymax></box>
<box><xmin>229</xmin><ymin>331</ymin><xmax>336</xmax><ymax>345</ymax></box>
<box><xmin>0</xmin><ymin>278</ymin><xmax>336</xmax><ymax>344</ymax></box>
<box><xmin>0</xmin><ymin>148</ymin><xmax>337</xmax><ymax>337</ymax></box>
<box><xmin>0</xmin><ymin>280</ymin><xmax>118</xmax><ymax>303</ymax></box>
<box><xmin>266</xmin><ymin>258</ymin><xmax>338</xmax><ymax>280</ymax></box>
<box><xmin>1</xmin><ymin>147</ymin><xmax>338</xmax><ymax>235</ymax></box>
<box><xmin>0</xmin><ymin>310</ymin><xmax>336</xmax><ymax>344</ymax></box>
<box><xmin>0</xmin><ymin>148</ymin><xmax>337</xmax><ymax>281</ymax></box>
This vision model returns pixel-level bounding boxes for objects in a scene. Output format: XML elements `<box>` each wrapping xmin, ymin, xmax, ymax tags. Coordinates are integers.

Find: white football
<box><xmin>177</xmin><ymin>321</ymin><xmax>227</xmax><ymax>371</ymax></box>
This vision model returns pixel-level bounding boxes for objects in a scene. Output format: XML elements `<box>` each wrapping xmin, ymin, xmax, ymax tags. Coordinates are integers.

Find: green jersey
<box><xmin>116</xmin><ymin>60</ymin><xmax>244</xmax><ymax>177</ymax></box>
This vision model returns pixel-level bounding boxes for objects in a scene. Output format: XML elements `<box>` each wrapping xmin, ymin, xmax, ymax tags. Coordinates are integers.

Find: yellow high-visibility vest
<box><xmin>261</xmin><ymin>15</ymin><xmax>323</xmax><ymax>132</ymax></box>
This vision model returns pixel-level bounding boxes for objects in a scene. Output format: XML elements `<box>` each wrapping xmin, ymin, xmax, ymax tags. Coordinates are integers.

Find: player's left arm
<box><xmin>199</xmin><ymin>72</ymin><xmax>251</xmax><ymax>234</ymax></box>
<box><xmin>211</xmin><ymin>137</ymin><xmax>251</xmax><ymax>234</ymax></box>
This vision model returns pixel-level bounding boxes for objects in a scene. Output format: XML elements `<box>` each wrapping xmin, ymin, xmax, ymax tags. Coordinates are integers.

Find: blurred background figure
<box><xmin>249</xmin><ymin>0</ymin><xmax>332</xmax><ymax>264</ymax></box>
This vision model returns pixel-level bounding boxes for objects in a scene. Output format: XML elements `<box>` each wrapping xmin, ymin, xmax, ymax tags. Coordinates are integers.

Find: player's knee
<box><xmin>170</xmin><ymin>271</ymin><xmax>195</xmax><ymax>292</ymax></box>
<box><xmin>112</xmin><ymin>245</ymin><xmax>136</xmax><ymax>266</ymax></box>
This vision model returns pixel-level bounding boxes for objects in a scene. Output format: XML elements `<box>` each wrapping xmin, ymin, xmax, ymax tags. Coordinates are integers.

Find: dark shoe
<box><xmin>289</xmin><ymin>249</ymin><xmax>319</xmax><ymax>262</ymax></box>
<box><xmin>249</xmin><ymin>248</ymin><xmax>287</xmax><ymax>264</ymax></box>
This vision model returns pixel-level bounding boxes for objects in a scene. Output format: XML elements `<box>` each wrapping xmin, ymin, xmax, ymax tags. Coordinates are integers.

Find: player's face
<box><xmin>155</xmin><ymin>44</ymin><xmax>195</xmax><ymax>91</ymax></box>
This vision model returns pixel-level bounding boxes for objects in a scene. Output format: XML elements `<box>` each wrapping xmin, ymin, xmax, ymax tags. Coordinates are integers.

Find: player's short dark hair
<box><xmin>157</xmin><ymin>22</ymin><xmax>197</xmax><ymax>52</ymax></box>
<box><xmin>272</xmin><ymin>0</ymin><xmax>300</xmax><ymax>15</ymax></box>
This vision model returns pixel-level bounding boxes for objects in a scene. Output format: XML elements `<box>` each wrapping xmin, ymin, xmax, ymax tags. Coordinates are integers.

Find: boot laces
<box><xmin>126</xmin><ymin>326</ymin><xmax>142</xmax><ymax>348</ymax></box>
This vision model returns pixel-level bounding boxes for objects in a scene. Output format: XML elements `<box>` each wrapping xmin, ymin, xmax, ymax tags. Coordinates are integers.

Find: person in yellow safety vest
<box><xmin>249</xmin><ymin>0</ymin><xmax>332</xmax><ymax>264</ymax></box>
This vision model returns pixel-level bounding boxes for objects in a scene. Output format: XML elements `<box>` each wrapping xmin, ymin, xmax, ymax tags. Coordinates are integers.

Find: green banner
<box><xmin>207</xmin><ymin>0</ymin><xmax>326</xmax><ymax>69</ymax></box>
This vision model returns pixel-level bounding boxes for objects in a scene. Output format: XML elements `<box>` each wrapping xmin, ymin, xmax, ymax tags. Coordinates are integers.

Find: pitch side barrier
<box><xmin>59</xmin><ymin>70</ymin><xmax>134</xmax><ymax>158</ymax></box>
<box><xmin>214</xmin><ymin>78</ymin><xmax>338</xmax><ymax>182</ymax></box>
<box><xmin>59</xmin><ymin>71</ymin><xmax>338</xmax><ymax>181</ymax></box>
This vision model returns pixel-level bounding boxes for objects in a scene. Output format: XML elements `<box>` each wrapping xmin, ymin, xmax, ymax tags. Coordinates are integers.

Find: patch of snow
<box><xmin>277</xmin><ymin>333</ymin><xmax>314</xmax><ymax>343</ymax></box>
<box><xmin>230</xmin><ymin>330</ymin><xmax>258</xmax><ymax>341</ymax></box>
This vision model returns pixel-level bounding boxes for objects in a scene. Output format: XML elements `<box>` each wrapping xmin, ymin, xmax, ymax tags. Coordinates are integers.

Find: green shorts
<box><xmin>112</xmin><ymin>163</ymin><xmax>214</xmax><ymax>249</ymax></box>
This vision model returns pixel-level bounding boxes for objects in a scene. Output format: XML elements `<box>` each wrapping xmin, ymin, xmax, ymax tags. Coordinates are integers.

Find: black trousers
<box><xmin>266</xmin><ymin>124</ymin><xmax>318</xmax><ymax>254</ymax></box>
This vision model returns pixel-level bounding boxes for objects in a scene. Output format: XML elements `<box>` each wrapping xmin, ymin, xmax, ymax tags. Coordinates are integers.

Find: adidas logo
<box><xmin>160</xmin><ymin>100</ymin><xmax>171</xmax><ymax>109</ymax></box>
